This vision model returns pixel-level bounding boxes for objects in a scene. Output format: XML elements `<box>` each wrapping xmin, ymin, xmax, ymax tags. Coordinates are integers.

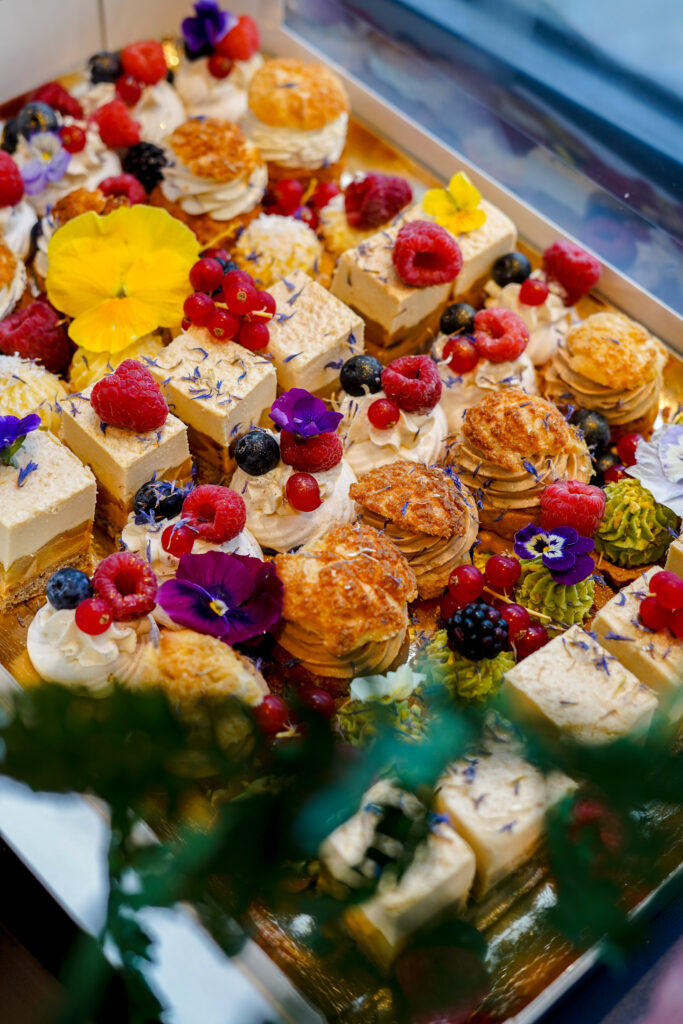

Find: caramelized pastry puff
<box><xmin>542</xmin><ymin>312</ymin><xmax>666</xmax><ymax>439</ymax></box>
<box><xmin>150</xmin><ymin>119</ymin><xmax>267</xmax><ymax>245</ymax></box>
<box><xmin>449</xmin><ymin>389</ymin><xmax>591</xmax><ymax>539</ymax></box>
<box><xmin>275</xmin><ymin>522</ymin><xmax>418</xmax><ymax>681</ymax></box>
<box><xmin>244</xmin><ymin>58</ymin><xmax>349</xmax><ymax>182</ymax></box>
<box><xmin>350</xmin><ymin>462</ymin><xmax>478</xmax><ymax>599</ymax></box>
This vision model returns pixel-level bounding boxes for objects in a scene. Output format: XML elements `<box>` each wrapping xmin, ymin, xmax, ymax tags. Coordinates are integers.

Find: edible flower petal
<box><xmin>20</xmin><ymin>132</ymin><xmax>70</xmax><ymax>195</ymax></box>
<box><xmin>182</xmin><ymin>1</ymin><xmax>235</xmax><ymax>56</ymax></box>
<box><xmin>422</xmin><ymin>171</ymin><xmax>486</xmax><ymax>235</ymax></box>
<box><xmin>269</xmin><ymin>387</ymin><xmax>343</xmax><ymax>437</ymax></box>
<box><xmin>630</xmin><ymin>424</ymin><xmax>683</xmax><ymax>517</ymax></box>
<box><xmin>0</xmin><ymin>413</ymin><xmax>41</xmax><ymax>465</ymax></box>
<box><xmin>514</xmin><ymin>523</ymin><xmax>594</xmax><ymax>585</ymax></box>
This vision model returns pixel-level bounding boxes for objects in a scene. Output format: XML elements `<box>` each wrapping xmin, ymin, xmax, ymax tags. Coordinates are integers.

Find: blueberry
<box><xmin>133</xmin><ymin>480</ymin><xmax>185</xmax><ymax>522</ymax></box>
<box><xmin>570</xmin><ymin>407</ymin><xmax>611</xmax><ymax>454</ymax></box>
<box><xmin>492</xmin><ymin>251</ymin><xmax>532</xmax><ymax>287</ymax></box>
<box><xmin>340</xmin><ymin>354</ymin><xmax>383</xmax><ymax>397</ymax></box>
<box><xmin>592</xmin><ymin>450</ymin><xmax>621</xmax><ymax>486</ymax></box>
<box><xmin>235</xmin><ymin>429</ymin><xmax>281</xmax><ymax>476</ymax></box>
<box><xmin>16</xmin><ymin>102</ymin><xmax>59</xmax><ymax>141</ymax></box>
<box><xmin>440</xmin><ymin>302</ymin><xmax>476</xmax><ymax>336</ymax></box>
<box><xmin>47</xmin><ymin>568</ymin><xmax>93</xmax><ymax>610</ymax></box>
<box><xmin>88</xmin><ymin>50</ymin><xmax>124</xmax><ymax>84</ymax></box>
<box><xmin>1</xmin><ymin>117</ymin><xmax>18</xmax><ymax>154</ymax></box>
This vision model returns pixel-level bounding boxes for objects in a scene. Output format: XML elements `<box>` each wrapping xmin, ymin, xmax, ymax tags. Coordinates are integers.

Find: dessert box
<box><xmin>0</xmin><ymin>6</ymin><xmax>681</xmax><ymax>1024</ymax></box>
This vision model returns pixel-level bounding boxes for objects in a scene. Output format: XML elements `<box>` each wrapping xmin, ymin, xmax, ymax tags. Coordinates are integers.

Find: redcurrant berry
<box><xmin>190</xmin><ymin>257</ymin><xmax>224</xmax><ymax>294</ymax></box>
<box><xmin>237</xmin><ymin>319</ymin><xmax>269</xmax><ymax>351</ymax></box>
<box><xmin>161</xmin><ymin>522</ymin><xmax>196</xmax><ymax>558</ymax></box>
<box><xmin>286</xmin><ymin>472</ymin><xmax>322</xmax><ymax>512</ymax></box>
<box><xmin>115</xmin><ymin>74</ymin><xmax>143</xmax><ymax>105</ymax></box>
<box><xmin>485</xmin><ymin>554</ymin><xmax>521</xmax><ymax>591</ymax></box>
<box><xmin>440</xmin><ymin>590</ymin><xmax>465</xmax><ymax>620</ymax></box>
<box><xmin>368</xmin><ymin>398</ymin><xmax>400</xmax><ymax>429</ymax></box>
<box><xmin>650</xmin><ymin>570</ymin><xmax>683</xmax><ymax>611</ymax></box>
<box><xmin>639</xmin><ymin>595</ymin><xmax>671</xmax><ymax>632</ymax></box>
<box><xmin>514</xmin><ymin>623</ymin><xmax>549</xmax><ymax>659</ymax></box>
<box><xmin>183</xmin><ymin>292</ymin><xmax>215</xmax><ymax>327</ymax></box>
<box><xmin>251</xmin><ymin>291</ymin><xmax>276</xmax><ymax>318</ymax></box>
<box><xmin>669</xmin><ymin>607</ymin><xmax>683</xmax><ymax>639</ymax></box>
<box><xmin>75</xmin><ymin>597</ymin><xmax>113</xmax><ymax>635</ymax></box>
<box><xmin>309</xmin><ymin>181</ymin><xmax>341</xmax><ymax>209</ymax></box>
<box><xmin>448</xmin><ymin>564</ymin><xmax>484</xmax><ymax>604</ymax></box>
<box><xmin>519</xmin><ymin>278</ymin><xmax>549</xmax><ymax>306</ymax></box>
<box><xmin>499</xmin><ymin>602</ymin><xmax>530</xmax><ymax>641</ymax></box>
<box><xmin>201</xmin><ymin>247</ymin><xmax>230</xmax><ymax>262</ymax></box>
<box><xmin>59</xmin><ymin>124</ymin><xmax>86</xmax><ymax>153</ymax></box>
<box><xmin>616</xmin><ymin>432</ymin><xmax>643</xmax><ymax>467</ymax></box>
<box><xmin>273</xmin><ymin>179</ymin><xmax>304</xmax><ymax>214</ymax></box>
<box><xmin>603</xmin><ymin>463</ymin><xmax>627</xmax><ymax>483</ymax></box>
<box><xmin>223</xmin><ymin>268</ymin><xmax>253</xmax><ymax>290</ymax></box>
<box><xmin>208</xmin><ymin>307</ymin><xmax>241</xmax><ymax>341</ymax></box>
<box><xmin>224</xmin><ymin>278</ymin><xmax>258</xmax><ymax>316</ymax></box>
<box><xmin>296</xmin><ymin>205</ymin><xmax>318</xmax><ymax>230</ymax></box>
<box><xmin>181</xmin><ymin>316</ymin><xmax>192</xmax><ymax>331</ymax></box>
<box><xmin>207</xmin><ymin>53</ymin><xmax>234</xmax><ymax>79</ymax></box>
<box><xmin>299</xmin><ymin>687</ymin><xmax>335</xmax><ymax>718</ymax></box>
<box><xmin>254</xmin><ymin>694</ymin><xmax>291</xmax><ymax>735</ymax></box>
<box><xmin>443</xmin><ymin>335</ymin><xmax>479</xmax><ymax>374</ymax></box>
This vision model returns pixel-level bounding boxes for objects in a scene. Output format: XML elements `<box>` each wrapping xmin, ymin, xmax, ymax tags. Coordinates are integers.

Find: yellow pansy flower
<box><xmin>46</xmin><ymin>205</ymin><xmax>199</xmax><ymax>354</ymax></box>
<box><xmin>422</xmin><ymin>171</ymin><xmax>487</xmax><ymax>235</ymax></box>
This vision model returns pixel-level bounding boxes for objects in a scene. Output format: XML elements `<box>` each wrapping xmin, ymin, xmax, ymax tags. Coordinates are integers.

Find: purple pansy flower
<box><xmin>269</xmin><ymin>388</ymin><xmax>343</xmax><ymax>437</ymax></box>
<box><xmin>0</xmin><ymin>413</ymin><xmax>41</xmax><ymax>465</ymax></box>
<box><xmin>181</xmin><ymin>1</ymin><xmax>235</xmax><ymax>57</ymax></box>
<box><xmin>20</xmin><ymin>133</ymin><xmax>70</xmax><ymax>196</ymax></box>
<box><xmin>514</xmin><ymin>524</ymin><xmax>594</xmax><ymax>585</ymax></box>
<box><xmin>157</xmin><ymin>550</ymin><xmax>283</xmax><ymax>644</ymax></box>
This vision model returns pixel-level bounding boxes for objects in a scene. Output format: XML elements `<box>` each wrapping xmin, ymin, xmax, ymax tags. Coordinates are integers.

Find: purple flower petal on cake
<box><xmin>513</xmin><ymin>523</ymin><xmax>547</xmax><ymax>560</ymax></box>
<box><xmin>269</xmin><ymin>387</ymin><xmax>343</xmax><ymax>437</ymax></box>
<box><xmin>0</xmin><ymin>413</ymin><xmax>41</xmax><ymax>463</ymax></box>
<box><xmin>181</xmin><ymin>0</ymin><xmax>234</xmax><ymax>54</ymax></box>
<box><xmin>551</xmin><ymin>553</ymin><xmax>594</xmax><ymax>586</ymax></box>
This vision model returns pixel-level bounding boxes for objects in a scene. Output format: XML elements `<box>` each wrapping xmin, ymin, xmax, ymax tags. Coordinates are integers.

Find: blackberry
<box><xmin>133</xmin><ymin>479</ymin><xmax>185</xmax><ymax>522</ymax></box>
<box><xmin>235</xmin><ymin>429</ymin><xmax>280</xmax><ymax>476</ymax></box>
<box><xmin>570</xmin><ymin>407</ymin><xmax>610</xmax><ymax>455</ymax></box>
<box><xmin>440</xmin><ymin>302</ymin><xmax>476</xmax><ymax>337</ymax></box>
<box><xmin>340</xmin><ymin>354</ymin><xmax>383</xmax><ymax>396</ymax></box>
<box><xmin>445</xmin><ymin>601</ymin><xmax>509</xmax><ymax>662</ymax></box>
<box><xmin>47</xmin><ymin>568</ymin><xmax>93</xmax><ymax>610</ymax></box>
<box><xmin>88</xmin><ymin>51</ymin><xmax>123</xmax><ymax>84</ymax></box>
<box><xmin>16</xmin><ymin>102</ymin><xmax>59</xmax><ymax>141</ymax></box>
<box><xmin>122</xmin><ymin>142</ymin><xmax>168</xmax><ymax>194</ymax></box>
<box><xmin>492</xmin><ymin>251</ymin><xmax>531</xmax><ymax>287</ymax></box>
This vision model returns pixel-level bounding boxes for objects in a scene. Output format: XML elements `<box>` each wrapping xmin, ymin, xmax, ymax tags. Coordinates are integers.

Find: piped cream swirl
<box><xmin>340</xmin><ymin>390</ymin><xmax>447</xmax><ymax>477</ymax></box>
<box><xmin>242</xmin><ymin>109</ymin><xmax>348</xmax><ymax>169</ymax></box>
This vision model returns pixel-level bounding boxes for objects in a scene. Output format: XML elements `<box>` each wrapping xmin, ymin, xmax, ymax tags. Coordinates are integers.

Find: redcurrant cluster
<box><xmin>254</xmin><ymin>687</ymin><xmax>335</xmax><ymax>736</ymax></box>
<box><xmin>263</xmin><ymin>178</ymin><xmax>341</xmax><ymax>229</ymax></box>
<box><xmin>441</xmin><ymin>556</ymin><xmax>549</xmax><ymax>660</ymax></box>
<box><xmin>182</xmin><ymin>251</ymin><xmax>275</xmax><ymax>351</ymax></box>
<box><xmin>639</xmin><ymin>570</ymin><xmax>683</xmax><ymax>636</ymax></box>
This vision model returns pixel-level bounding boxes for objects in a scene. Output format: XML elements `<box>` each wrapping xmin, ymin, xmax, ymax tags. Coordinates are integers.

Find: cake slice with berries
<box><xmin>503</xmin><ymin>624</ymin><xmax>658</xmax><ymax>743</ymax></box>
<box><xmin>330</xmin><ymin>219</ymin><xmax>462</xmax><ymax>360</ymax></box>
<box><xmin>593</xmin><ymin>567</ymin><xmax>683</xmax><ymax>721</ymax></box>
<box><xmin>266</xmin><ymin>270</ymin><xmax>364</xmax><ymax>396</ymax></box>
<box><xmin>149</xmin><ymin>330</ymin><xmax>276</xmax><ymax>481</ymax></box>
<box><xmin>59</xmin><ymin>361</ymin><xmax>192</xmax><ymax>535</ymax></box>
<box><xmin>230</xmin><ymin>389</ymin><xmax>357</xmax><ymax>553</ymax></box>
<box><xmin>318</xmin><ymin>173</ymin><xmax>413</xmax><ymax>258</ymax></box>
<box><xmin>0</xmin><ymin>418</ymin><xmax>96</xmax><ymax>611</ymax></box>
<box><xmin>350</xmin><ymin>462</ymin><xmax>479</xmax><ymax>599</ymax></box>
<box><xmin>274</xmin><ymin>521</ymin><xmax>418</xmax><ymax>681</ymax></box>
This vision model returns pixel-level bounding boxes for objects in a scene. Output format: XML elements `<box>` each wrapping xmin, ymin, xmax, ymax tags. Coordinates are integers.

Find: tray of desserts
<box><xmin>0</xmin><ymin>2</ymin><xmax>682</xmax><ymax>1022</ymax></box>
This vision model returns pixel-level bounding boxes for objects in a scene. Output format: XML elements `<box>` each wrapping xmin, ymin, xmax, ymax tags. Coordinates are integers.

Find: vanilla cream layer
<box><xmin>175</xmin><ymin>53</ymin><xmax>263</xmax><ymax>121</ymax></box>
<box><xmin>160</xmin><ymin>156</ymin><xmax>267</xmax><ymax>220</ymax></box>
<box><xmin>454</xmin><ymin>439</ymin><xmax>591</xmax><ymax>510</ymax></box>
<box><xmin>340</xmin><ymin>390</ymin><xmax>447</xmax><ymax>477</ymax></box>
<box><xmin>0</xmin><ymin>257</ymin><xmax>26</xmax><ymax>319</ymax></box>
<box><xmin>278</xmin><ymin>618</ymin><xmax>407</xmax><ymax>679</ymax></box>
<box><xmin>484</xmin><ymin>274</ymin><xmax>573</xmax><ymax>365</ymax></box>
<box><xmin>0</xmin><ymin>200</ymin><xmax>37</xmax><ymax>260</ymax></box>
<box><xmin>544</xmin><ymin>347</ymin><xmax>661</xmax><ymax>425</ymax></box>
<box><xmin>242</xmin><ymin>109</ymin><xmax>348</xmax><ymax>169</ymax></box>
<box><xmin>0</xmin><ymin>431</ymin><xmax>96</xmax><ymax>569</ymax></box>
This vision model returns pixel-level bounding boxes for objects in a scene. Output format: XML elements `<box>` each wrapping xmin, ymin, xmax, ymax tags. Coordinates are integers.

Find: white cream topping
<box><xmin>0</xmin><ymin>200</ymin><xmax>37</xmax><ymax>260</ymax></box>
<box><xmin>160</xmin><ymin>153</ymin><xmax>267</xmax><ymax>220</ymax></box>
<box><xmin>27</xmin><ymin>602</ymin><xmax>138</xmax><ymax>692</ymax></box>
<box><xmin>0</xmin><ymin>257</ymin><xmax>26</xmax><ymax>319</ymax></box>
<box><xmin>340</xmin><ymin>390</ymin><xmax>448</xmax><ymax>477</ymax></box>
<box><xmin>73</xmin><ymin>80</ymin><xmax>186</xmax><ymax>146</ymax></box>
<box><xmin>242</xmin><ymin>110</ymin><xmax>348</xmax><ymax>170</ymax></box>
<box><xmin>484</xmin><ymin>273</ymin><xmax>574</xmax><ymax>366</ymax></box>
<box><xmin>175</xmin><ymin>53</ymin><xmax>263</xmax><ymax>121</ymax></box>
<box><xmin>121</xmin><ymin>512</ymin><xmax>263</xmax><ymax>579</ymax></box>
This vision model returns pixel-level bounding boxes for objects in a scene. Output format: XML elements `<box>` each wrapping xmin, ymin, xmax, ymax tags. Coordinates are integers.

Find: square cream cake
<box><xmin>149</xmin><ymin>331</ymin><xmax>276</xmax><ymax>479</ymax></box>
<box><xmin>0</xmin><ymin>431</ymin><xmax>96</xmax><ymax>609</ymax></box>
<box><xmin>60</xmin><ymin>388</ymin><xmax>191</xmax><ymax>534</ymax></box>
<box><xmin>593</xmin><ymin>568</ymin><xmax>683</xmax><ymax>721</ymax></box>
<box><xmin>665</xmin><ymin>536</ymin><xmax>683</xmax><ymax>576</ymax></box>
<box><xmin>435</xmin><ymin>720</ymin><xmax>576</xmax><ymax>895</ymax></box>
<box><xmin>268</xmin><ymin>270</ymin><xmax>365</xmax><ymax>395</ymax></box>
<box><xmin>503</xmin><ymin>624</ymin><xmax>658</xmax><ymax>743</ymax></box>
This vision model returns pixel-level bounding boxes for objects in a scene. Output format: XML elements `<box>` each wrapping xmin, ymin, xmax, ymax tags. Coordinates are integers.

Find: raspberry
<box><xmin>473</xmin><ymin>307</ymin><xmax>529</xmax><ymax>363</ymax></box>
<box><xmin>91</xmin><ymin>99</ymin><xmax>141</xmax><ymax>148</ymax></box>
<box><xmin>381</xmin><ymin>355</ymin><xmax>442</xmax><ymax>414</ymax></box>
<box><xmin>392</xmin><ymin>220</ymin><xmax>462</xmax><ymax>287</ymax></box>
<box><xmin>122</xmin><ymin>142</ymin><xmax>167</xmax><ymax>193</ymax></box>
<box><xmin>215</xmin><ymin>15</ymin><xmax>260</xmax><ymax>61</ymax></box>
<box><xmin>182</xmin><ymin>485</ymin><xmax>246</xmax><ymax>543</ymax></box>
<box><xmin>29</xmin><ymin>81</ymin><xmax>83</xmax><ymax>120</ymax></box>
<box><xmin>0</xmin><ymin>300</ymin><xmax>72</xmax><ymax>374</ymax></box>
<box><xmin>120</xmin><ymin>40</ymin><xmax>167</xmax><ymax>85</ymax></box>
<box><xmin>345</xmin><ymin>173</ymin><xmax>413</xmax><ymax>230</ymax></box>
<box><xmin>99</xmin><ymin>173</ymin><xmax>145</xmax><ymax>204</ymax></box>
<box><xmin>543</xmin><ymin>240</ymin><xmax>601</xmax><ymax>306</ymax></box>
<box><xmin>540</xmin><ymin>480</ymin><xmax>606</xmax><ymax>536</ymax></box>
<box><xmin>93</xmin><ymin>551</ymin><xmax>158</xmax><ymax>621</ymax></box>
<box><xmin>90</xmin><ymin>359</ymin><xmax>168</xmax><ymax>432</ymax></box>
<box><xmin>0</xmin><ymin>151</ymin><xmax>25</xmax><ymax>207</ymax></box>
<box><xmin>280</xmin><ymin>430</ymin><xmax>343</xmax><ymax>473</ymax></box>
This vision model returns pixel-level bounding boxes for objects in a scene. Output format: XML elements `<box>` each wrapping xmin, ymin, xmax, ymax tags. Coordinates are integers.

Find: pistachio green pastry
<box><xmin>417</xmin><ymin>629</ymin><xmax>514</xmax><ymax>702</ymax></box>
<box><xmin>594</xmin><ymin>478</ymin><xmax>676</xmax><ymax>568</ymax></box>
<box><xmin>515</xmin><ymin>558</ymin><xmax>594</xmax><ymax>633</ymax></box>
<box><xmin>336</xmin><ymin>665</ymin><xmax>427</xmax><ymax>746</ymax></box>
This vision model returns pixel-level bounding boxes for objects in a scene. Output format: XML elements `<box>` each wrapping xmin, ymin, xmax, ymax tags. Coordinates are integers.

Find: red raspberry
<box><xmin>381</xmin><ymin>355</ymin><xmax>442</xmax><ymax>414</ymax></box>
<box><xmin>279</xmin><ymin>430</ymin><xmax>343</xmax><ymax>473</ymax></box>
<box><xmin>182</xmin><ymin>485</ymin><xmax>246</xmax><ymax>543</ymax></box>
<box><xmin>99</xmin><ymin>173</ymin><xmax>145</xmax><ymax>204</ymax></box>
<box><xmin>121</xmin><ymin>40</ymin><xmax>167</xmax><ymax>85</ymax></box>
<box><xmin>0</xmin><ymin>300</ymin><xmax>72</xmax><ymax>374</ymax></box>
<box><xmin>93</xmin><ymin>551</ymin><xmax>158</xmax><ymax>621</ymax></box>
<box><xmin>0</xmin><ymin>152</ymin><xmax>25</xmax><ymax>207</ymax></box>
<box><xmin>215</xmin><ymin>15</ymin><xmax>260</xmax><ymax>61</ymax></box>
<box><xmin>90</xmin><ymin>359</ymin><xmax>168</xmax><ymax>432</ymax></box>
<box><xmin>91</xmin><ymin>100</ymin><xmax>141</xmax><ymax>148</ymax></box>
<box><xmin>393</xmin><ymin>220</ymin><xmax>462</xmax><ymax>287</ymax></box>
<box><xmin>543</xmin><ymin>240</ymin><xmax>601</xmax><ymax>306</ymax></box>
<box><xmin>344</xmin><ymin>173</ymin><xmax>413</xmax><ymax>230</ymax></box>
<box><xmin>30</xmin><ymin>81</ymin><xmax>84</xmax><ymax>120</ymax></box>
<box><xmin>473</xmin><ymin>307</ymin><xmax>529</xmax><ymax>363</ymax></box>
<box><xmin>540</xmin><ymin>480</ymin><xmax>606</xmax><ymax>536</ymax></box>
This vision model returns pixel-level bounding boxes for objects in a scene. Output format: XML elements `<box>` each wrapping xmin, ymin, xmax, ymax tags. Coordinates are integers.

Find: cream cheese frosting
<box><xmin>0</xmin><ymin>200</ymin><xmax>37</xmax><ymax>260</ymax></box>
<box><xmin>339</xmin><ymin>390</ymin><xmax>448</xmax><ymax>477</ymax></box>
<box><xmin>242</xmin><ymin>109</ymin><xmax>348</xmax><ymax>169</ymax></box>
<box><xmin>27</xmin><ymin>602</ymin><xmax>138</xmax><ymax>692</ymax></box>
<box><xmin>175</xmin><ymin>53</ymin><xmax>263</xmax><ymax>121</ymax></box>
<box><xmin>0</xmin><ymin>256</ymin><xmax>26</xmax><ymax>319</ymax></box>
<box><xmin>160</xmin><ymin>150</ymin><xmax>267</xmax><ymax>220</ymax></box>
<box><xmin>73</xmin><ymin>80</ymin><xmax>186</xmax><ymax>146</ymax></box>
<box><xmin>121</xmin><ymin>512</ymin><xmax>263</xmax><ymax>579</ymax></box>
<box><xmin>484</xmin><ymin>273</ymin><xmax>573</xmax><ymax>365</ymax></box>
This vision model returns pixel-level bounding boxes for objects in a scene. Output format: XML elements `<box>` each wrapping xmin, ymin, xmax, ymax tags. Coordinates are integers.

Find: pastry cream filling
<box><xmin>484</xmin><ymin>275</ymin><xmax>572</xmax><ymax>366</ymax></box>
<box><xmin>278</xmin><ymin>618</ymin><xmax>407</xmax><ymax>679</ymax></box>
<box><xmin>242</xmin><ymin>110</ymin><xmax>348</xmax><ymax>169</ymax></box>
<box><xmin>455</xmin><ymin>440</ymin><xmax>591</xmax><ymax>510</ymax></box>
<box><xmin>544</xmin><ymin>347</ymin><xmax>661</xmax><ymax>424</ymax></box>
<box><xmin>340</xmin><ymin>391</ymin><xmax>447</xmax><ymax>477</ymax></box>
<box><xmin>161</xmin><ymin>159</ymin><xmax>267</xmax><ymax>221</ymax></box>
<box><xmin>175</xmin><ymin>53</ymin><xmax>263</xmax><ymax>121</ymax></box>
